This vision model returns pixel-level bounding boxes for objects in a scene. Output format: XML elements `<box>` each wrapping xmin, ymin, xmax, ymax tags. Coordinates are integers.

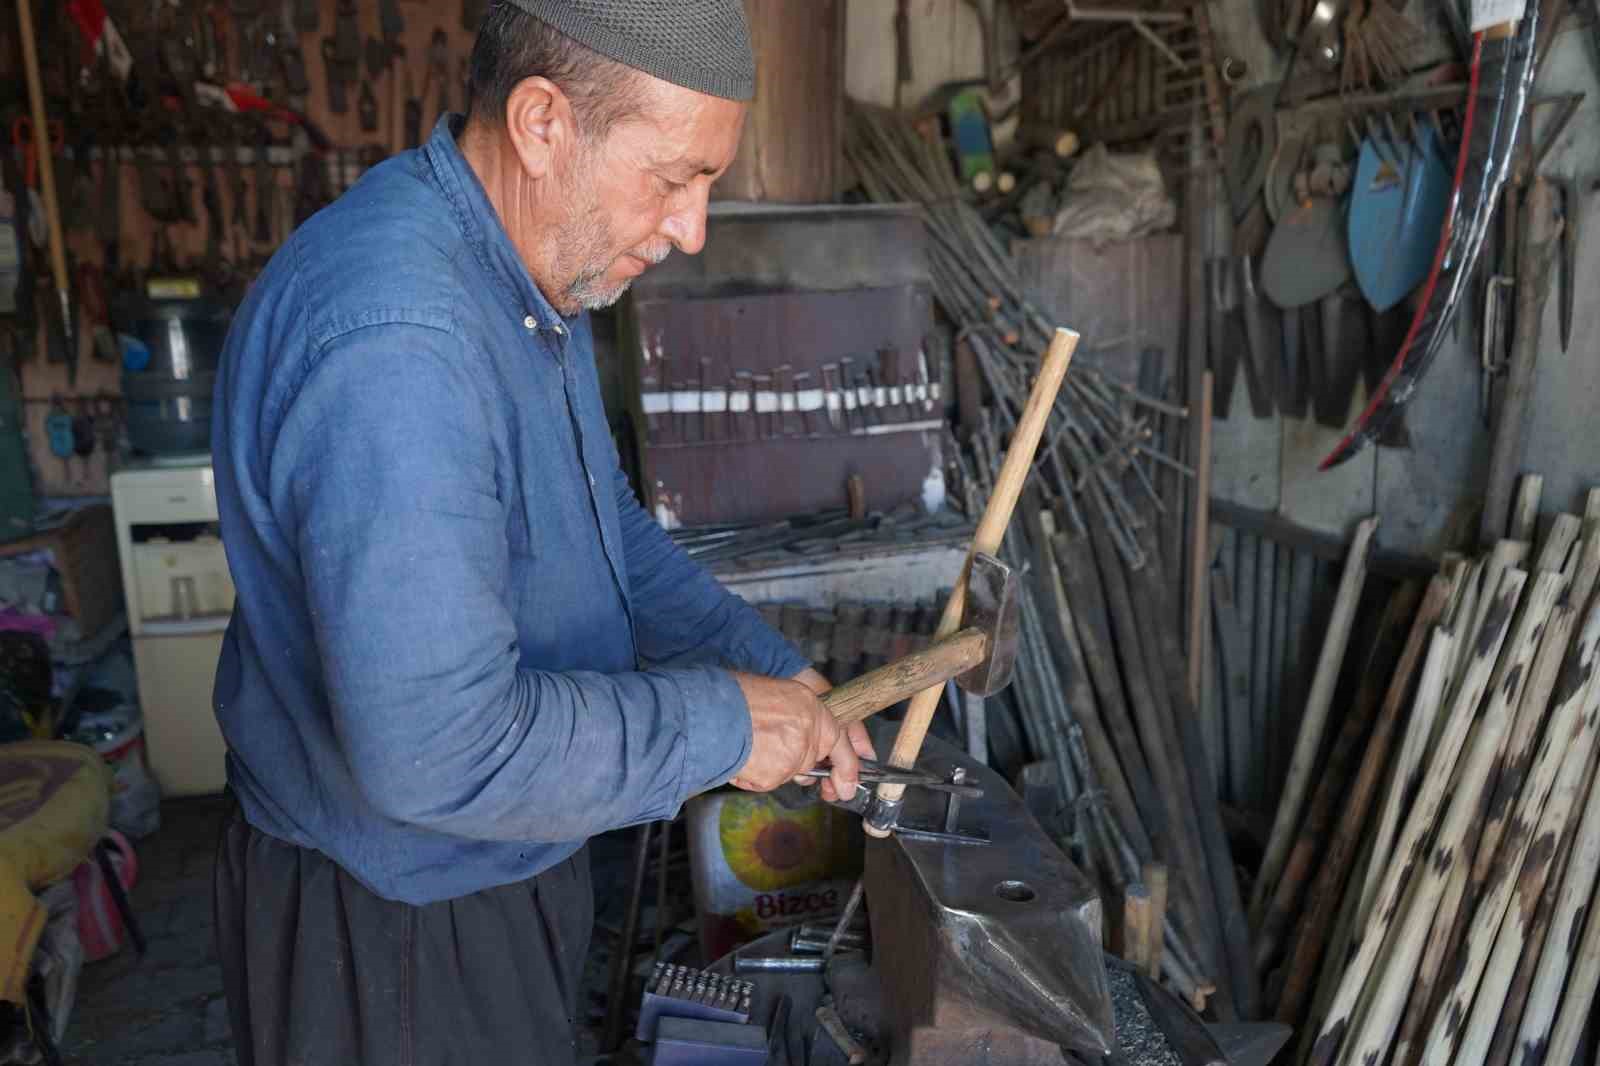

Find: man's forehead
<box><xmin>638</xmin><ymin>92</ymin><xmax>743</xmax><ymax>172</ymax></box>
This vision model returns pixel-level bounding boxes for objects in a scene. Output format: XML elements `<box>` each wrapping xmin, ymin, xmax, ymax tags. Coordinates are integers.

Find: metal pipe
<box><xmin>733</xmin><ymin>955</ymin><xmax>826</xmax><ymax>974</ymax></box>
<box><xmin>601</xmin><ymin>822</ymin><xmax>655</xmax><ymax>1051</ymax></box>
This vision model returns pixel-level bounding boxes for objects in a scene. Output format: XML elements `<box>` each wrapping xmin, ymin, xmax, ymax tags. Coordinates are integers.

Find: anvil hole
<box><xmin>995</xmin><ymin>880</ymin><xmax>1037</xmax><ymax>903</ymax></box>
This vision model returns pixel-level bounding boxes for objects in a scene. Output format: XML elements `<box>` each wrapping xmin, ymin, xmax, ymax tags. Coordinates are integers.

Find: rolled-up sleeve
<box><xmin>273</xmin><ymin>322</ymin><xmax>753</xmax><ymax>842</ymax></box>
<box><xmin>612</xmin><ymin>467</ymin><xmax>811</xmax><ymax>679</ymax></box>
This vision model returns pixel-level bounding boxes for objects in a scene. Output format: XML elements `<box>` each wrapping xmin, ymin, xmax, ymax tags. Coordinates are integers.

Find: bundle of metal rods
<box><xmin>845</xmin><ymin>100</ymin><xmax>1190</xmax><ymax>566</ymax></box>
<box><xmin>845</xmin><ymin>99</ymin><xmax>1257</xmax><ymax>1021</ymax></box>
<box><xmin>1263</xmin><ymin>479</ymin><xmax>1600</xmax><ymax>1066</ymax></box>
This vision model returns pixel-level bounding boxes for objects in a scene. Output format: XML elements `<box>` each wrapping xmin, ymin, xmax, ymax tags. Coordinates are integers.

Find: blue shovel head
<box><xmin>1349</xmin><ymin>123</ymin><xmax>1452</xmax><ymax>312</ymax></box>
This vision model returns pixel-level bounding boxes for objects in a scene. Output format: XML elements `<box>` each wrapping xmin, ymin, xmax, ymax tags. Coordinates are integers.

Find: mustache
<box><xmin>633</xmin><ymin>242</ymin><xmax>673</xmax><ymax>265</ymax></box>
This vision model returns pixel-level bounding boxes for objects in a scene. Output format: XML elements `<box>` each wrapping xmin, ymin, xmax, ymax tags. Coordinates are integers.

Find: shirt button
<box><xmin>553</xmin><ymin>324</ymin><xmax>566</xmax><ymax>336</ymax></box>
<box><xmin>523</xmin><ymin>315</ymin><xmax>536</xmax><ymax>330</ymax></box>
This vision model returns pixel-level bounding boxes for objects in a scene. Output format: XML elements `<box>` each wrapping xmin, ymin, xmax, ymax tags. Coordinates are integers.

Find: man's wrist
<box><xmin>791</xmin><ymin>666</ymin><xmax>831</xmax><ymax>695</ymax></box>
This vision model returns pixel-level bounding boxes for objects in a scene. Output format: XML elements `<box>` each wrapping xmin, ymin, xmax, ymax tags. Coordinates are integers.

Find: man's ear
<box><xmin>504</xmin><ymin>76</ymin><xmax>576</xmax><ymax>181</ymax></box>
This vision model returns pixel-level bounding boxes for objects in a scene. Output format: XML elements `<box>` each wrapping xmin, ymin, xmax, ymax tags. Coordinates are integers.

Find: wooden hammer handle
<box><xmin>822</xmin><ymin>628</ymin><xmax>988</xmax><ymax>725</ymax></box>
<box><xmin>15</xmin><ymin>0</ymin><xmax>72</xmax><ymax>313</ymax></box>
<box><xmin>869</xmin><ymin>328</ymin><xmax>1078</xmax><ymax>835</ymax></box>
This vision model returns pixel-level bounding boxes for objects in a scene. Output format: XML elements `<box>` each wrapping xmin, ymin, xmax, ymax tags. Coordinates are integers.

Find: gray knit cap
<box><xmin>508</xmin><ymin>0</ymin><xmax>756</xmax><ymax>101</ymax></box>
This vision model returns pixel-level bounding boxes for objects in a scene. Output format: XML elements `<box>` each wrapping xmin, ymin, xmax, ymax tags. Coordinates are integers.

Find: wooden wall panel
<box><xmin>715</xmin><ymin>0</ymin><xmax>845</xmax><ymax>203</ymax></box>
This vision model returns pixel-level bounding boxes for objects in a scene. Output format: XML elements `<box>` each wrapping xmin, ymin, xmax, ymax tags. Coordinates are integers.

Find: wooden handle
<box><xmin>1017</xmin><ymin>122</ymin><xmax>1081</xmax><ymax>158</ymax></box>
<box><xmin>869</xmin><ymin>327</ymin><xmax>1078</xmax><ymax>835</ymax></box>
<box><xmin>1144</xmin><ymin>861</ymin><xmax>1169</xmax><ymax>979</ymax></box>
<box><xmin>15</xmin><ymin>0</ymin><xmax>72</xmax><ymax>304</ymax></box>
<box><xmin>1122</xmin><ymin>882</ymin><xmax>1155</xmax><ymax>972</ymax></box>
<box><xmin>822</xmin><ymin>628</ymin><xmax>988</xmax><ymax>725</ymax></box>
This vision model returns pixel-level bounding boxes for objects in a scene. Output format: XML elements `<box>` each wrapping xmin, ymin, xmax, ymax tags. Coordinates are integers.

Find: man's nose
<box><xmin>661</xmin><ymin>181</ymin><xmax>710</xmax><ymax>255</ymax></box>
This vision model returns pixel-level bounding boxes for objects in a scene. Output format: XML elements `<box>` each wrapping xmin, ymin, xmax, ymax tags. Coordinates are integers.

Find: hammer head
<box><xmin>955</xmin><ymin>553</ymin><xmax>1021</xmax><ymax>697</ymax></box>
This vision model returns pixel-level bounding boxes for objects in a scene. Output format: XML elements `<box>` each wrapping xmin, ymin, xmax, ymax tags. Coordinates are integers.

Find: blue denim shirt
<box><xmin>212</xmin><ymin>116</ymin><xmax>808</xmax><ymax>905</ymax></box>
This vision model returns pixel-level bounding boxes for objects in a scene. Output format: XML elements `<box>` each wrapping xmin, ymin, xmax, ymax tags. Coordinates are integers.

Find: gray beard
<box><xmin>566</xmin><ymin>268</ymin><xmax>635</xmax><ymax>312</ymax></box>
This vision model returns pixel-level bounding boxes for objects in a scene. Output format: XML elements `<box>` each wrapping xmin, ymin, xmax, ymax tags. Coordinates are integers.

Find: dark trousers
<box><xmin>214</xmin><ymin>805</ymin><xmax>592</xmax><ymax>1066</ymax></box>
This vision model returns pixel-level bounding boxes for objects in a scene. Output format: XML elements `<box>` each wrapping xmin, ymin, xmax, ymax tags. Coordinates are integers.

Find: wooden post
<box><xmin>1448</xmin><ymin>602</ymin><xmax>1600</xmax><ymax>1066</ymax></box>
<box><xmin>1509</xmin><ymin>680</ymin><xmax>1600</xmax><ymax>1066</ymax></box>
<box><xmin>1306</xmin><ymin>568</ymin><xmax>1531</xmax><ymax>1066</ymax></box>
<box><xmin>1123</xmin><ymin>881</ymin><xmax>1155</xmax><ymax>971</ymax></box>
<box><xmin>1254</xmin><ymin>581</ymin><xmax>1424</xmax><ymax>979</ymax></box>
<box><xmin>1482</xmin><ymin>813</ymin><xmax>1579</xmax><ymax>1066</ymax></box>
<box><xmin>1252</xmin><ymin>517</ymin><xmax>1378</xmax><ymax>922</ymax></box>
<box><xmin>1145</xmin><ymin>862</ymin><xmax>1169</xmax><ymax>980</ymax></box>
<box><xmin>1509</xmin><ymin>474</ymin><xmax>1545</xmax><ymax>544</ymax></box>
<box><xmin>1532</xmin><ymin>512</ymin><xmax>1581</xmax><ymax>575</ymax></box>
<box><xmin>1331</xmin><ymin>573</ymin><xmax>1562</xmax><ymax>1066</ymax></box>
<box><xmin>1273</xmin><ymin>575</ymin><xmax>1456</xmax><ymax>1025</ymax></box>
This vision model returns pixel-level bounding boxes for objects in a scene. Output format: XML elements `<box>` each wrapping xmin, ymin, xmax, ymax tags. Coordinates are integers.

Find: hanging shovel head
<box><xmin>1350</xmin><ymin>123</ymin><xmax>1452</xmax><ymax>312</ymax></box>
<box><xmin>954</xmin><ymin>553</ymin><xmax>1020</xmax><ymax>698</ymax></box>
<box><xmin>1261</xmin><ymin>193</ymin><xmax>1353</xmax><ymax>308</ymax></box>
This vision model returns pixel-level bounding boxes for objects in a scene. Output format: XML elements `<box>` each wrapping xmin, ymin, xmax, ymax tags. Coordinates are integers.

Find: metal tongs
<box><xmin>805</xmin><ymin>759</ymin><xmax>991</xmax><ymax>845</ymax></box>
<box><xmin>796</xmin><ymin>758</ymin><xmax>984</xmax><ymax>796</ymax></box>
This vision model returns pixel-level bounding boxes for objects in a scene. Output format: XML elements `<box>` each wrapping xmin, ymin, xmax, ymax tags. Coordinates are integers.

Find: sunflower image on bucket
<box><xmin>686</xmin><ymin>792</ymin><xmax>863</xmax><ymax>960</ymax></box>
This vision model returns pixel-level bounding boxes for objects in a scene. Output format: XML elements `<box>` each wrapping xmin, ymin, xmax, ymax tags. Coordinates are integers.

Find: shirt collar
<box><xmin>421</xmin><ymin>114</ymin><xmax>574</xmax><ymax>335</ymax></box>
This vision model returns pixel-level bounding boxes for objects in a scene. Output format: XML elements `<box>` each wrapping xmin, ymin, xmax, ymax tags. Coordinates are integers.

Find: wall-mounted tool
<box><xmin>358</xmin><ymin>81</ymin><xmax>379</xmax><ymax>134</ymax></box>
<box><xmin>45</xmin><ymin>400</ymin><xmax>74</xmax><ymax>482</ymax></box>
<box><xmin>76</xmin><ymin>262</ymin><xmax>117</xmax><ymax>364</ymax></box>
<box><xmin>95</xmin><ymin>161</ymin><xmax>123</xmax><ymax>280</ymax></box>
<box><xmin>424</xmin><ymin>28</ymin><xmax>452</xmax><ymax>126</ymax></box>
<box><xmin>322</xmin><ymin>39</ymin><xmax>349</xmax><ymax>113</ymax></box>
<box><xmin>71</xmin><ymin>401</ymin><xmax>96</xmax><ymax>481</ymax></box>
<box><xmin>365</xmin><ymin>37</ymin><xmax>387</xmax><ymax>81</ymax></box>
<box><xmin>251</xmin><ymin>141</ymin><xmax>273</xmax><ymax>245</ymax></box>
<box><xmin>321</xmin><ymin>0</ymin><xmax>362</xmax><ymax>115</ymax></box>
<box><xmin>403</xmin><ymin>60</ymin><xmax>423</xmax><ymax>148</ymax></box>
<box><xmin>14</xmin><ymin>0</ymin><xmax>76</xmax><ymax>385</ymax></box>
<box><xmin>280</xmin><ymin>33</ymin><xmax>310</xmax><ymax>97</ymax></box>
<box><xmin>793</xmin><ymin>370</ymin><xmax>819</xmax><ymax>436</ymax></box>
<box><xmin>379</xmin><ymin>0</ymin><xmax>405</xmax><ymax>49</ymax></box>
<box><xmin>837</xmin><ymin>356</ymin><xmax>857</xmax><ymax>431</ymax></box>
<box><xmin>1349</xmin><ymin>122</ymin><xmax>1451</xmax><ymax>313</ymax></box>
<box><xmin>820</xmin><ymin>362</ymin><xmax>843</xmax><ymax>433</ymax></box>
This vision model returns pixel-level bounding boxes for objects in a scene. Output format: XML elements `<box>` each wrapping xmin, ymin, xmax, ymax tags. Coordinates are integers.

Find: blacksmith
<box><xmin>209</xmin><ymin>3</ymin><xmax>872</xmax><ymax>1063</ymax></box>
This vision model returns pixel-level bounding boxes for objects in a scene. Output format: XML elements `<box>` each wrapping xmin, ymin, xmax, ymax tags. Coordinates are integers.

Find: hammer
<box><xmin>868</xmin><ymin>327</ymin><xmax>1078</xmax><ymax>836</ymax></box>
<box><xmin>819</xmin><ymin>552</ymin><xmax>1021</xmax><ymax>725</ymax></box>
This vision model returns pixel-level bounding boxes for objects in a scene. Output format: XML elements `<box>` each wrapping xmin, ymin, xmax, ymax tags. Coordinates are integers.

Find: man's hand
<box><xmin>731</xmin><ymin>671</ymin><xmax>876</xmax><ymax>802</ymax></box>
<box><xmin>788</xmin><ymin>667</ymin><xmax>876</xmax><ymax>802</ymax></box>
